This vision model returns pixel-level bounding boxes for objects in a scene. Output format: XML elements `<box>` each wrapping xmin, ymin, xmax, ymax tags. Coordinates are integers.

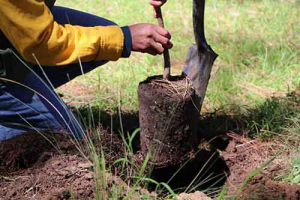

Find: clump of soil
<box><xmin>0</xmin><ymin>132</ymin><xmax>75</xmax><ymax>173</ymax></box>
<box><xmin>218</xmin><ymin>133</ymin><xmax>300</xmax><ymax>200</ymax></box>
<box><xmin>237</xmin><ymin>175</ymin><xmax>300</xmax><ymax>200</ymax></box>
<box><xmin>0</xmin><ymin>129</ymin><xmax>126</xmax><ymax>200</ymax></box>
<box><xmin>138</xmin><ymin>75</ymin><xmax>196</xmax><ymax>167</ymax></box>
<box><xmin>1</xmin><ymin>154</ymin><xmax>95</xmax><ymax>200</ymax></box>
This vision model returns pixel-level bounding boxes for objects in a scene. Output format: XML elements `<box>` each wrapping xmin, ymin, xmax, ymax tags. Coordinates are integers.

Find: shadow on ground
<box><xmin>73</xmin><ymin>106</ymin><xmax>235</xmax><ymax>192</ymax></box>
<box><xmin>73</xmin><ymin>91</ymin><xmax>299</xmax><ymax>193</ymax></box>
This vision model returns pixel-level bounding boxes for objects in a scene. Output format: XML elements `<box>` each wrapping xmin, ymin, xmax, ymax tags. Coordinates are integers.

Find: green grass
<box><xmin>246</xmin><ymin>93</ymin><xmax>300</xmax><ymax>139</ymax></box>
<box><xmin>57</xmin><ymin>0</ymin><xmax>299</xmax><ymax>112</ymax></box>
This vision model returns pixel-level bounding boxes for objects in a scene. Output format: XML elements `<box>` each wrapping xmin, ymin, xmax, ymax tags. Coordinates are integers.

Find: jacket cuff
<box><xmin>121</xmin><ymin>26</ymin><xmax>132</xmax><ymax>58</ymax></box>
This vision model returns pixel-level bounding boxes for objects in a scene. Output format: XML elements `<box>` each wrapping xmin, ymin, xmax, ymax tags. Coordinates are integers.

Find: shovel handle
<box><xmin>154</xmin><ymin>7</ymin><xmax>171</xmax><ymax>79</ymax></box>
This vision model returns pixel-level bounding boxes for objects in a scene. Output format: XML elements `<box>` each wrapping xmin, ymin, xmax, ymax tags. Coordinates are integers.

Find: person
<box><xmin>0</xmin><ymin>0</ymin><xmax>172</xmax><ymax>141</ymax></box>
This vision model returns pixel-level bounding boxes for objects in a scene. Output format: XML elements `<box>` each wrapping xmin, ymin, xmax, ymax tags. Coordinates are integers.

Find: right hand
<box><xmin>129</xmin><ymin>23</ymin><xmax>173</xmax><ymax>56</ymax></box>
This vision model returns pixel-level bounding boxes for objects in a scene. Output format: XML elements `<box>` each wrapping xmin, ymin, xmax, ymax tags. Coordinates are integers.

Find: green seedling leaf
<box><xmin>139</xmin><ymin>151</ymin><xmax>151</xmax><ymax>177</ymax></box>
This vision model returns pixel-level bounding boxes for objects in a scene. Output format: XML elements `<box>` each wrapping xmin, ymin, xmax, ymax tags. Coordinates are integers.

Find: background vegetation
<box><xmin>57</xmin><ymin>0</ymin><xmax>299</xmax><ymax>112</ymax></box>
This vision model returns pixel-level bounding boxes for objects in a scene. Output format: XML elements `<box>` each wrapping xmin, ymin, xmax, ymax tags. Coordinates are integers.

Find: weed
<box><xmin>246</xmin><ymin>94</ymin><xmax>299</xmax><ymax>139</ymax></box>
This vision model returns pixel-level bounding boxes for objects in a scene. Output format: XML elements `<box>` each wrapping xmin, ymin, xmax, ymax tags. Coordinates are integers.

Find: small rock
<box><xmin>177</xmin><ymin>191</ymin><xmax>211</xmax><ymax>200</ymax></box>
<box><xmin>52</xmin><ymin>160</ymin><xmax>62</xmax><ymax>167</ymax></box>
<box><xmin>56</xmin><ymin>170</ymin><xmax>69</xmax><ymax>177</ymax></box>
<box><xmin>78</xmin><ymin>162</ymin><xmax>93</xmax><ymax>169</ymax></box>
<box><xmin>66</xmin><ymin>166</ymin><xmax>78</xmax><ymax>174</ymax></box>
<box><xmin>84</xmin><ymin>173</ymin><xmax>93</xmax><ymax>180</ymax></box>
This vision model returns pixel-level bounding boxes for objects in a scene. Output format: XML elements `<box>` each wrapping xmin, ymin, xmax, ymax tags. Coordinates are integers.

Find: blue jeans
<box><xmin>0</xmin><ymin>6</ymin><xmax>117</xmax><ymax>141</ymax></box>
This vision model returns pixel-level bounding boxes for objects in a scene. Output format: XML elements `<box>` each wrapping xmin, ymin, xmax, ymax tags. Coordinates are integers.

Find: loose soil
<box><xmin>1</xmin><ymin>129</ymin><xmax>300</xmax><ymax>199</ymax></box>
<box><xmin>1</xmin><ymin>92</ymin><xmax>300</xmax><ymax>199</ymax></box>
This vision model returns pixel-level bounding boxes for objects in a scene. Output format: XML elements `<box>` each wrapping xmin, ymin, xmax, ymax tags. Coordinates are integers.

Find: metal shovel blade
<box><xmin>182</xmin><ymin>0</ymin><xmax>218</xmax><ymax>112</ymax></box>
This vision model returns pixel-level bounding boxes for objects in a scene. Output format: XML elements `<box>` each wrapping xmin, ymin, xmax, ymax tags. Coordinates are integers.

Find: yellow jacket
<box><xmin>0</xmin><ymin>0</ymin><xmax>128</xmax><ymax>66</ymax></box>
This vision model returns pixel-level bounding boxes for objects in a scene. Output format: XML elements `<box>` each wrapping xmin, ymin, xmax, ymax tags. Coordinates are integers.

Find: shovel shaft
<box><xmin>193</xmin><ymin>0</ymin><xmax>208</xmax><ymax>53</ymax></box>
<box><xmin>155</xmin><ymin>7</ymin><xmax>171</xmax><ymax>79</ymax></box>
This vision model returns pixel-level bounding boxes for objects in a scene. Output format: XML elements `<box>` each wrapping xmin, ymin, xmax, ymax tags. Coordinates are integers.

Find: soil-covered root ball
<box><xmin>138</xmin><ymin>75</ymin><xmax>196</xmax><ymax>168</ymax></box>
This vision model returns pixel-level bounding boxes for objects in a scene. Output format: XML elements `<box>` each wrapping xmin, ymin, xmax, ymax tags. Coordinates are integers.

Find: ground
<box><xmin>1</xmin><ymin>97</ymin><xmax>300</xmax><ymax>200</ymax></box>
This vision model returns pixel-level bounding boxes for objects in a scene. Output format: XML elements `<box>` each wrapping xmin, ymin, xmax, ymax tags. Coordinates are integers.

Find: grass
<box><xmin>52</xmin><ymin>0</ymin><xmax>300</xmax><ymax>199</ymax></box>
<box><xmin>57</xmin><ymin>0</ymin><xmax>299</xmax><ymax>112</ymax></box>
<box><xmin>246</xmin><ymin>93</ymin><xmax>300</xmax><ymax>139</ymax></box>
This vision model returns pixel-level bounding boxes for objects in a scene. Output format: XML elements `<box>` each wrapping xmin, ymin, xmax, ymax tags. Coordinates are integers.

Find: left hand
<box><xmin>150</xmin><ymin>0</ymin><xmax>167</xmax><ymax>18</ymax></box>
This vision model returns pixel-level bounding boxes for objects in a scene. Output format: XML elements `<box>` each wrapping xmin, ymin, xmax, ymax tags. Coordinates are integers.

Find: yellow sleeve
<box><xmin>0</xmin><ymin>0</ymin><xmax>124</xmax><ymax>66</ymax></box>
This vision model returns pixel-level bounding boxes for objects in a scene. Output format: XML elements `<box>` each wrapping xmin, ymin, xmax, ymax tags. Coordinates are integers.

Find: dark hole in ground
<box><xmin>75</xmin><ymin>106</ymin><xmax>234</xmax><ymax>193</ymax></box>
<box><xmin>149</xmin><ymin>150</ymin><xmax>229</xmax><ymax>193</ymax></box>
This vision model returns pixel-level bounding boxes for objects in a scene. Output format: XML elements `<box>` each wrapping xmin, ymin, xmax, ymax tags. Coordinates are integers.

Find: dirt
<box><xmin>218</xmin><ymin>133</ymin><xmax>300</xmax><ymax>200</ymax></box>
<box><xmin>1</xmin><ymin>129</ymin><xmax>300</xmax><ymax>200</ymax></box>
<box><xmin>0</xmin><ymin>132</ymin><xmax>75</xmax><ymax>173</ymax></box>
<box><xmin>0</xmin><ymin>129</ymin><xmax>126</xmax><ymax>200</ymax></box>
<box><xmin>2</xmin><ymin>154</ymin><xmax>94</xmax><ymax>200</ymax></box>
<box><xmin>1</xmin><ymin>93</ymin><xmax>300</xmax><ymax>200</ymax></box>
<box><xmin>138</xmin><ymin>75</ymin><xmax>195</xmax><ymax>167</ymax></box>
<box><xmin>237</xmin><ymin>175</ymin><xmax>300</xmax><ymax>200</ymax></box>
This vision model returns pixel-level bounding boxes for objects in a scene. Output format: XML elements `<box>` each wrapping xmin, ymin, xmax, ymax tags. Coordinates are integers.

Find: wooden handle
<box><xmin>155</xmin><ymin>7</ymin><xmax>171</xmax><ymax>79</ymax></box>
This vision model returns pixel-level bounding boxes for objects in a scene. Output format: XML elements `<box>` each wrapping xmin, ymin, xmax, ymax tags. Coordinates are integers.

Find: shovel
<box><xmin>182</xmin><ymin>0</ymin><xmax>218</xmax><ymax>145</ymax></box>
<box><xmin>183</xmin><ymin>0</ymin><xmax>218</xmax><ymax>112</ymax></box>
<box><xmin>156</xmin><ymin>0</ymin><xmax>218</xmax><ymax>110</ymax></box>
<box><xmin>152</xmin><ymin>1</ymin><xmax>218</xmax><ymax>148</ymax></box>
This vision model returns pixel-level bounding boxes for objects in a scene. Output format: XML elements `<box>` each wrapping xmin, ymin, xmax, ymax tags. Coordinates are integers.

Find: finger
<box><xmin>153</xmin><ymin>28</ymin><xmax>173</xmax><ymax>49</ymax></box>
<box><xmin>154</xmin><ymin>26</ymin><xmax>171</xmax><ymax>40</ymax></box>
<box><xmin>150</xmin><ymin>40</ymin><xmax>164</xmax><ymax>54</ymax></box>
<box><xmin>150</xmin><ymin>1</ymin><xmax>163</xmax><ymax>6</ymax></box>
<box><xmin>153</xmin><ymin>31</ymin><xmax>169</xmax><ymax>46</ymax></box>
<box><xmin>147</xmin><ymin>48</ymin><xmax>158</xmax><ymax>56</ymax></box>
<box><xmin>150</xmin><ymin>0</ymin><xmax>166</xmax><ymax>7</ymax></box>
<box><xmin>141</xmin><ymin>46</ymin><xmax>157</xmax><ymax>56</ymax></box>
<box><xmin>164</xmin><ymin>40</ymin><xmax>173</xmax><ymax>49</ymax></box>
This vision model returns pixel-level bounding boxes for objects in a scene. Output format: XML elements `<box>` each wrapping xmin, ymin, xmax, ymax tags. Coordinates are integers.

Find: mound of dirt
<box><xmin>218</xmin><ymin>133</ymin><xmax>300</xmax><ymax>200</ymax></box>
<box><xmin>1</xmin><ymin>154</ymin><xmax>95</xmax><ymax>200</ymax></box>
<box><xmin>220</xmin><ymin>133</ymin><xmax>270</xmax><ymax>190</ymax></box>
<box><xmin>0</xmin><ymin>132</ymin><xmax>75</xmax><ymax>173</ymax></box>
<box><xmin>0</xmin><ymin>129</ymin><xmax>126</xmax><ymax>200</ymax></box>
<box><xmin>237</xmin><ymin>175</ymin><xmax>300</xmax><ymax>200</ymax></box>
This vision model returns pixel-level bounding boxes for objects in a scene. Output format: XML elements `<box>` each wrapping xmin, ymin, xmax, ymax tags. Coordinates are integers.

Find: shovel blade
<box><xmin>182</xmin><ymin>44</ymin><xmax>218</xmax><ymax>111</ymax></box>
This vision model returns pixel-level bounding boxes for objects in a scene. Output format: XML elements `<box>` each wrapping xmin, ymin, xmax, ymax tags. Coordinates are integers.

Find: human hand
<box><xmin>129</xmin><ymin>23</ymin><xmax>172</xmax><ymax>56</ymax></box>
<box><xmin>150</xmin><ymin>0</ymin><xmax>167</xmax><ymax>18</ymax></box>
